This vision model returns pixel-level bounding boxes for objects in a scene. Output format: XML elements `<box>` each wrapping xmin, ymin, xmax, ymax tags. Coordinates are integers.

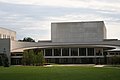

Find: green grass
<box><xmin>105</xmin><ymin>65</ymin><xmax>120</xmax><ymax>67</ymax></box>
<box><xmin>0</xmin><ymin>66</ymin><xmax>120</xmax><ymax>80</ymax></box>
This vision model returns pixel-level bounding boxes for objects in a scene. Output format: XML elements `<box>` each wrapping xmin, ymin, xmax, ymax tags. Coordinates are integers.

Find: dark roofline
<box><xmin>38</xmin><ymin>40</ymin><xmax>52</xmax><ymax>43</ymax></box>
<box><xmin>51</xmin><ymin>21</ymin><xmax>104</xmax><ymax>24</ymax></box>
<box><xmin>104</xmin><ymin>39</ymin><xmax>118</xmax><ymax>41</ymax></box>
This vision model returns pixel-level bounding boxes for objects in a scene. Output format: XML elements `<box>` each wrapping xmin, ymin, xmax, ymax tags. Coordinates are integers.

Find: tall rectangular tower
<box><xmin>51</xmin><ymin>21</ymin><xmax>106</xmax><ymax>43</ymax></box>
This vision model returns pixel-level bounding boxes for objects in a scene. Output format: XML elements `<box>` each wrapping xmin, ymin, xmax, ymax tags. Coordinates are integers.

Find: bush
<box><xmin>2</xmin><ymin>54</ymin><xmax>9</xmax><ymax>67</ymax></box>
<box><xmin>22</xmin><ymin>49</ymin><xmax>45</xmax><ymax>66</ymax></box>
<box><xmin>111</xmin><ymin>56</ymin><xmax>120</xmax><ymax>65</ymax></box>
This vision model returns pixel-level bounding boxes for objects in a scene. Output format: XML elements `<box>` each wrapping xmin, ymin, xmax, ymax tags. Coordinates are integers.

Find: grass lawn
<box><xmin>0</xmin><ymin>66</ymin><xmax>120</xmax><ymax>80</ymax></box>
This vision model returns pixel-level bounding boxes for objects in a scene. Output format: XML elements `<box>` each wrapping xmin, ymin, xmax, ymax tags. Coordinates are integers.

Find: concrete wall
<box><xmin>51</xmin><ymin>21</ymin><xmax>106</xmax><ymax>43</ymax></box>
<box><xmin>0</xmin><ymin>39</ymin><xmax>10</xmax><ymax>64</ymax></box>
<box><xmin>0</xmin><ymin>27</ymin><xmax>16</xmax><ymax>40</ymax></box>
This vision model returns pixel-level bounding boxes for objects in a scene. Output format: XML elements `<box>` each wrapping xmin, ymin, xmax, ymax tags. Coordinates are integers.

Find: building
<box><xmin>0</xmin><ymin>27</ymin><xmax>16</xmax><ymax>40</ymax></box>
<box><xmin>0</xmin><ymin>21</ymin><xmax>120</xmax><ymax>65</ymax></box>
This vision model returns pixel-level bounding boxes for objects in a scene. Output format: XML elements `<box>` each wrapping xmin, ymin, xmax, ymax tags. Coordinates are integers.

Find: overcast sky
<box><xmin>0</xmin><ymin>0</ymin><xmax>120</xmax><ymax>41</ymax></box>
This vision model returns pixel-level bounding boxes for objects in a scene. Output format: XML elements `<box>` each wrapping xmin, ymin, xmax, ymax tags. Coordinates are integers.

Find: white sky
<box><xmin>0</xmin><ymin>0</ymin><xmax>120</xmax><ymax>41</ymax></box>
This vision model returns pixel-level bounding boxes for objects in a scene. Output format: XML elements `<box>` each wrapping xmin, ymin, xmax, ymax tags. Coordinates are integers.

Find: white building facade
<box><xmin>0</xmin><ymin>21</ymin><xmax>120</xmax><ymax>65</ymax></box>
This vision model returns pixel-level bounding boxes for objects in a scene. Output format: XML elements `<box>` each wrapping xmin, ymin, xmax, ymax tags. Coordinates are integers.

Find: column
<box><xmin>78</xmin><ymin>48</ymin><xmax>79</xmax><ymax>56</ymax></box>
<box><xmin>108</xmin><ymin>52</ymin><xmax>110</xmax><ymax>56</ymax></box>
<box><xmin>52</xmin><ymin>48</ymin><xmax>54</xmax><ymax>56</ymax></box>
<box><xmin>86</xmin><ymin>48</ymin><xmax>88</xmax><ymax>56</ymax></box>
<box><xmin>61</xmin><ymin>48</ymin><xmax>62</xmax><ymax>56</ymax></box>
<box><xmin>94</xmin><ymin>48</ymin><xmax>96</xmax><ymax>56</ymax></box>
<box><xmin>94</xmin><ymin>48</ymin><xmax>96</xmax><ymax>64</ymax></box>
<box><xmin>107</xmin><ymin>52</ymin><xmax>109</xmax><ymax>64</ymax></box>
<box><xmin>102</xmin><ymin>48</ymin><xmax>103</xmax><ymax>56</ymax></box>
<box><xmin>69</xmin><ymin>48</ymin><xmax>71</xmax><ymax>56</ymax></box>
<box><xmin>44</xmin><ymin>49</ymin><xmax>45</xmax><ymax>56</ymax></box>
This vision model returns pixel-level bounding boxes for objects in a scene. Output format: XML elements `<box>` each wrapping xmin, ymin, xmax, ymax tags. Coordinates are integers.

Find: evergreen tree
<box><xmin>37</xmin><ymin>51</ymin><xmax>45</xmax><ymax>66</ymax></box>
<box><xmin>22</xmin><ymin>50</ymin><xmax>29</xmax><ymax>65</ymax></box>
<box><xmin>28</xmin><ymin>50</ymin><xmax>35</xmax><ymax>65</ymax></box>
<box><xmin>2</xmin><ymin>54</ymin><xmax>9</xmax><ymax>67</ymax></box>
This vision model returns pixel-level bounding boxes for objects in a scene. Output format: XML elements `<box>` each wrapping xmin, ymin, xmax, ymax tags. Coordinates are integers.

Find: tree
<box><xmin>22</xmin><ymin>50</ymin><xmax>29</xmax><ymax>65</ymax></box>
<box><xmin>103</xmin><ymin>52</ymin><xmax>107</xmax><ymax>64</ymax></box>
<box><xmin>22</xmin><ymin>49</ymin><xmax>45</xmax><ymax>66</ymax></box>
<box><xmin>0</xmin><ymin>56</ymin><xmax>2</xmax><ymax>66</ymax></box>
<box><xmin>33</xmin><ymin>54</ymin><xmax>37</xmax><ymax>66</ymax></box>
<box><xmin>2</xmin><ymin>54</ymin><xmax>9</xmax><ymax>67</ymax></box>
<box><xmin>111</xmin><ymin>55</ymin><xmax>120</xmax><ymax>65</ymax></box>
<box><xmin>18</xmin><ymin>37</ymin><xmax>35</xmax><ymax>42</ymax></box>
<box><xmin>36</xmin><ymin>51</ymin><xmax>45</xmax><ymax>66</ymax></box>
<box><xmin>28</xmin><ymin>50</ymin><xmax>35</xmax><ymax>65</ymax></box>
<box><xmin>23</xmin><ymin>37</ymin><xmax>35</xmax><ymax>42</ymax></box>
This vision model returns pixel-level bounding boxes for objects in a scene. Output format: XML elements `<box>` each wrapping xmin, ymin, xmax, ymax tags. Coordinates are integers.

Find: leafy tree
<box><xmin>18</xmin><ymin>37</ymin><xmax>35</xmax><ymax>42</ymax></box>
<box><xmin>23</xmin><ymin>37</ymin><xmax>35</xmax><ymax>42</ymax></box>
<box><xmin>0</xmin><ymin>56</ymin><xmax>2</xmax><ymax>66</ymax></box>
<box><xmin>22</xmin><ymin>50</ymin><xmax>29</xmax><ymax>65</ymax></box>
<box><xmin>28</xmin><ymin>50</ymin><xmax>35</xmax><ymax>65</ymax></box>
<box><xmin>2</xmin><ymin>54</ymin><xmax>9</xmax><ymax>67</ymax></box>
<box><xmin>22</xmin><ymin>50</ymin><xmax>45</xmax><ymax>66</ymax></box>
<box><xmin>111</xmin><ymin>56</ymin><xmax>120</xmax><ymax>65</ymax></box>
<box><xmin>33</xmin><ymin>54</ymin><xmax>37</xmax><ymax>66</ymax></box>
<box><xmin>36</xmin><ymin>51</ymin><xmax>45</xmax><ymax>66</ymax></box>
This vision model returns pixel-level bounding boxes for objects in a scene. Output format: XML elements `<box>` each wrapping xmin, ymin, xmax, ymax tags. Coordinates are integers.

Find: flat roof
<box><xmin>51</xmin><ymin>21</ymin><xmax>104</xmax><ymax>24</ymax></box>
<box><xmin>0</xmin><ymin>27</ymin><xmax>16</xmax><ymax>33</ymax></box>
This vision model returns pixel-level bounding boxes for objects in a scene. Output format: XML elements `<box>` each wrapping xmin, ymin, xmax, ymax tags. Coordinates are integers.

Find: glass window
<box><xmin>0</xmin><ymin>34</ymin><xmax>1</xmax><ymax>38</ymax></box>
<box><xmin>62</xmin><ymin>48</ymin><xmax>69</xmax><ymax>56</ymax></box>
<box><xmin>95</xmin><ymin>48</ymin><xmax>102</xmax><ymax>56</ymax></box>
<box><xmin>110</xmin><ymin>53</ymin><xmax>114</xmax><ymax>55</ymax></box>
<box><xmin>71</xmin><ymin>48</ymin><xmax>78</xmax><ymax>56</ymax></box>
<box><xmin>79</xmin><ymin>48</ymin><xmax>86</xmax><ymax>56</ymax></box>
<box><xmin>45</xmin><ymin>48</ymin><xmax>52</xmax><ymax>56</ymax></box>
<box><xmin>88</xmin><ymin>48</ymin><xmax>94</xmax><ymax>56</ymax></box>
<box><xmin>54</xmin><ymin>48</ymin><xmax>61</xmax><ymax>56</ymax></box>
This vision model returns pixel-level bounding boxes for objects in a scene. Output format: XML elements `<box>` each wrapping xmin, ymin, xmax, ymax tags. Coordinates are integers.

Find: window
<box><xmin>71</xmin><ymin>48</ymin><xmax>78</xmax><ymax>56</ymax></box>
<box><xmin>54</xmin><ymin>48</ymin><xmax>61</xmax><ymax>56</ymax></box>
<box><xmin>62</xmin><ymin>48</ymin><xmax>69</xmax><ymax>56</ymax></box>
<box><xmin>3</xmin><ymin>34</ymin><xmax>5</xmax><ymax>38</ymax></box>
<box><xmin>110</xmin><ymin>53</ymin><xmax>114</xmax><ymax>55</ymax></box>
<box><xmin>95</xmin><ymin>48</ymin><xmax>102</xmax><ymax>56</ymax></box>
<box><xmin>88</xmin><ymin>48</ymin><xmax>94</xmax><ymax>56</ymax></box>
<box><xmin>4</xmin><ymin>35</ymin><xmax>6</xmax><ymax>38</ymax></box>
<box><xmin>45</xmin><ymin>49</ymin><xmax>52</xmax><ymax>56</ymax></box>
<box><xmin>7</xmin><ymin>35</ymin><xmax>10</xmax><ymax>38</ymax></box>
<box><xmin>11</xmin><ymin>36</ymin><xmax>14</xmax><ymax>40</ymax></box>
<box><xmin>79</xmin><ymin>48</ymin><xmax>86</xmax><ymax>56</ymax></box>
<box><xmin>0</xmin><ymin>34</ymin><xmax>1</xmax><ymax>38</ymax></box>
